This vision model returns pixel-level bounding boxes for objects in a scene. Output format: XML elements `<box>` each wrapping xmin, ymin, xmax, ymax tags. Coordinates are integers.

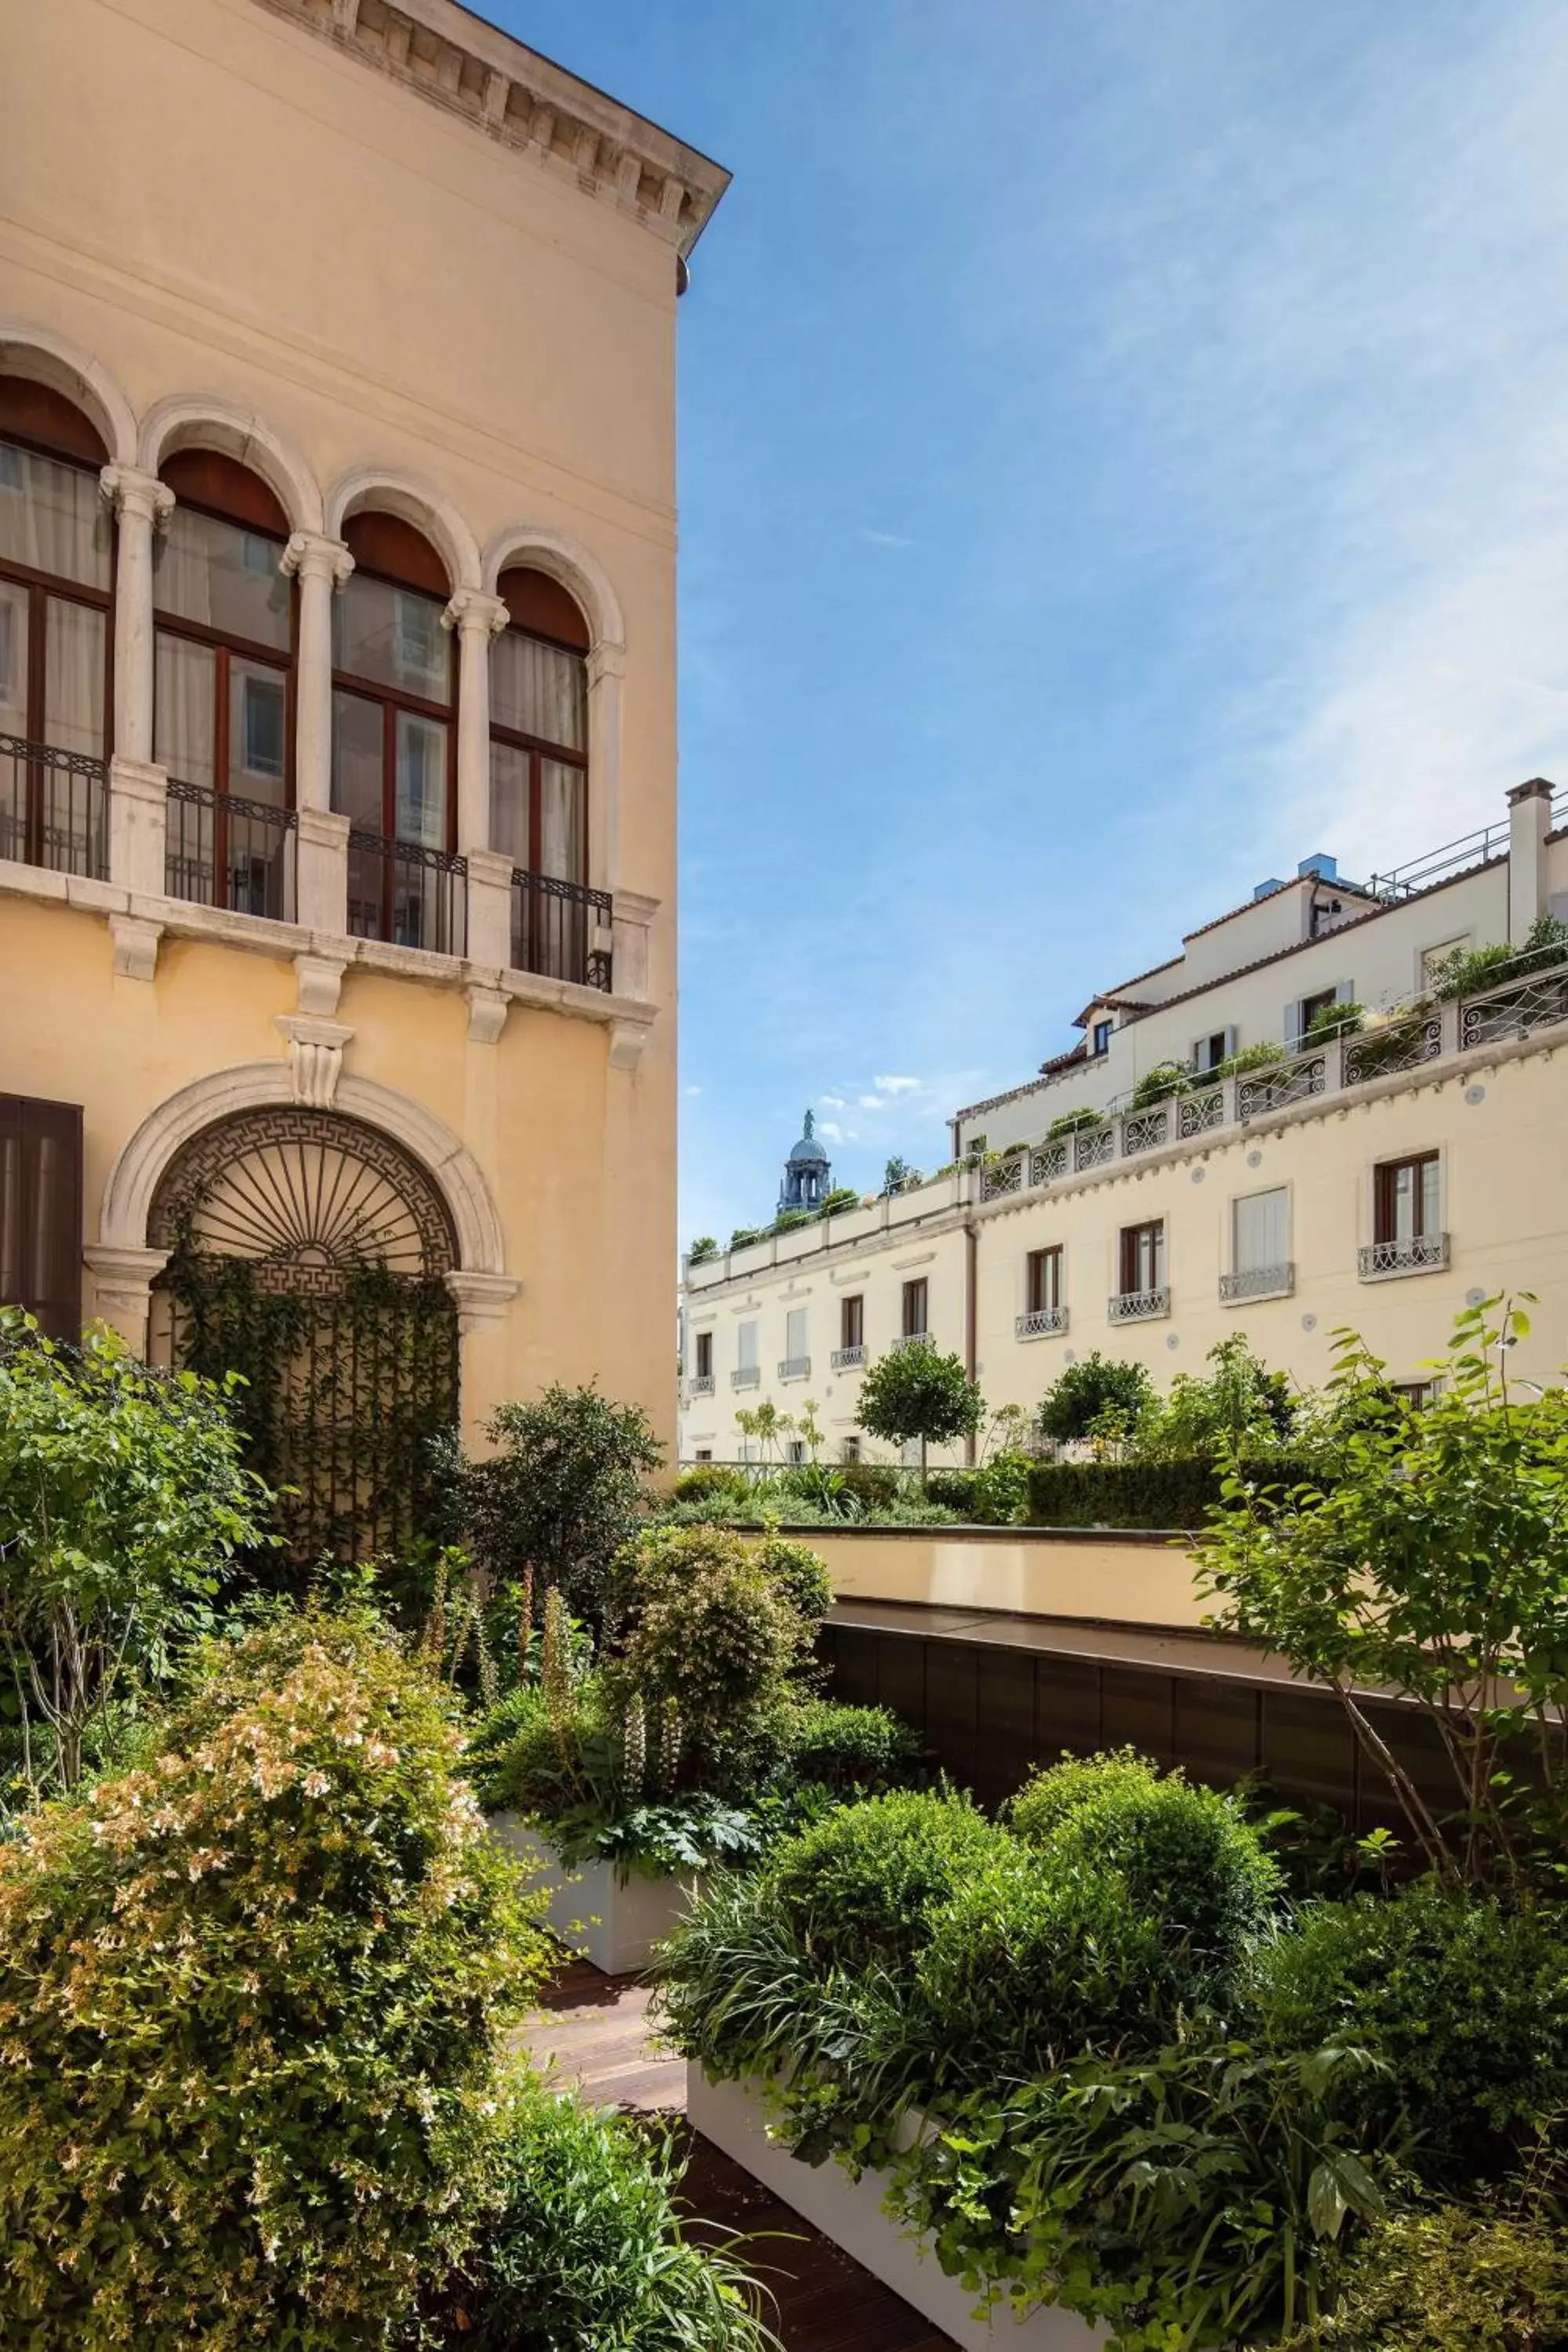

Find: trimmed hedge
<box><xmin>1026</xmin><ymin>1455</ymin><xmax>1327</xmax><ymax>1530</ymax></box>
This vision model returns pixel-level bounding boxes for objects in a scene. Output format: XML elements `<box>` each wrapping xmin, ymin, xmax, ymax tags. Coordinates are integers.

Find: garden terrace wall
<box><xmin>819</xmin><ymin>1595</ymin><xmax>1457</xmax><ymax>1828</ymax></box>
<box><xmin>802</xmin><ymin>1524</ymin><xmax>1208</xmax><ymax>1628</ymax></box>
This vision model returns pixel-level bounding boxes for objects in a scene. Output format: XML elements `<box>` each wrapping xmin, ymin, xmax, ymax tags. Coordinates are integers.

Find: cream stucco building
<box><xmin>0</xmin><ymin>0</ymin><xmax>727</xmax><ymax>1551</ymax></box>
<box><xmin>681</xmin><ymin>785</ymin><xmax>1568</xmax><ymax>1464</ymax></box>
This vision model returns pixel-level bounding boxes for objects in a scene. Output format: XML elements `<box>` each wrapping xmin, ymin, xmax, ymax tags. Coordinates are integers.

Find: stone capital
<box><xmin>83</xmin><ymin>1243</ymin><xmax>169</xmax><ymax>1316</ymax></box>
<box><xmin>296</xmin><ymin>806</ymin><xmax>350</xmax><ymax>851</ymax></box>
<box><xmin>612</xmin><ymin>885</ymin><xmax>659</xmax><ymax>927</ymax></box>
<box><xmin>586</xmin><ymin>637</ymin><xmax>626</xmax><ymax>688</ymax></box>
<box><xmin>99</xmin><ymin>465</ymin><xmax>175</xmax><ymax>530</ymax></box>
<box><xmin>442</xmin><ymin>587</ymin><xmax>510</xmax><ymax>640</ymax></box>
<box><xmin>281</xmin><ymin>530</ymin><xmax>355</xmax><ymax>589</ymax></box>
<box><xmin>445</xmin><ymin>1269</ymin><xmax>522</xmax><ymax>1333</ymax></box>
<box><xmin>276</xmin><ymin>1014</ymin><xmax>354</xmax><ymax>1109</ymax></box>
<box><xmin>465</xmin><ymin>845</ymin><xmax>517</xmax><ymax>888</ymax></box>
<box><xmin>107</xmin><ymin>754</ymin><xmax>168</xmax><ymax>807</ymax></box>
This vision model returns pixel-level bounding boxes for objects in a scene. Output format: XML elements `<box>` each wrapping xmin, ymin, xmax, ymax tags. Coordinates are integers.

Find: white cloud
<box><xmin>856</xmin><ymin>1094</ymin><xmax>888</xmax><ymax>1111</ymax></box>
<box><xmin>858</xmin><ymin>527</ymin><xmax>914</xmax><ymax>550</ymax></box>
<box><xmin>818</xmin><ymin>1120</ymin><xmax>844</xmax><ymax>1142</ymax></box>
<box><xmin>873</xmin><ymin>1075</ymin><xmax>922</xmax><ymax>1093</ymax></box>
<box><xmin>818</xmin><ymin>1093</ymin><xmax>846</xmax><ymax>1109</ymax></box>
<box><xmin>683</xmin><ymin>1084</ymin><xmax>702</xmax><ymax>1097</ymax></box>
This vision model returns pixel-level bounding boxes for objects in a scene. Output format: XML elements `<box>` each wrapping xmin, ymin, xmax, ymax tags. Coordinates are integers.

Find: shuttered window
<box><xmin>0</xmin><ymin>1094</ymin><xmax>83</xmax><ymax>1340</ymax></box>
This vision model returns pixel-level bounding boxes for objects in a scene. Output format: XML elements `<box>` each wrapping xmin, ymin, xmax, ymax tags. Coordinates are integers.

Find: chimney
<box><xmin>1507</xmin><ymin>779</ymin><xmax>1554</xmax><ymax>944</ymax></box>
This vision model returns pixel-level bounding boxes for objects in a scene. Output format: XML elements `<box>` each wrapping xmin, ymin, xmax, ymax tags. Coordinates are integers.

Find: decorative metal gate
<box><xmin>149</xmin><ymin>1106</ymin><xmax>460</xmax><ymax>1566</ymax></box>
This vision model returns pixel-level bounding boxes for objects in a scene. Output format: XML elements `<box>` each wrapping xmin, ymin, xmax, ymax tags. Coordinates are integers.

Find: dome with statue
<box><xmin>779</xmin><ymin>1109</ymin><xmax>831</xmax><ymax>1211</ymax></box>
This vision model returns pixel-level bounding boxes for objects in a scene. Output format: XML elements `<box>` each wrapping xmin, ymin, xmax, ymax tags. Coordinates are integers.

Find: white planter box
<box><xmin>487</xmin><ymin>1812</ymin><xmax>700</xmax><ymax>1974</ymax></box>
<box><xmin>688</xmin><ymin>2067</ymin><xmax>1105</xmax><ymax>2352</ymax></box>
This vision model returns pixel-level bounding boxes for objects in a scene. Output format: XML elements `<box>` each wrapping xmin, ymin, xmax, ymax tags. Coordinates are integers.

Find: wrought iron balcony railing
<box><xmin>348</xmin><ymin>831</ymin><xmax>466</xmax><ymax>956</ymax></box>
<box><xmin>778</xmin><ymin>1355</ymin><xmax>811</xmax><ymax>1381</ymax></box>
<box><xmin>1358</xmin><ymin>1234</ymin><xmax>1449</xmax><ymax>1279</ymax></box>
<box><xmin>165</xmin><ymin>779</ymin><xmax>296</xmax><ymax>920</ymax></box>
<box><xmin>730</xmin><ymin>1365</ymin><xmax>760</xmax><ymax>1388</ymax></box>
<box><xmin>829</xmin><ymin>1343</ymin><xmax>866</xmax><ymax>1370</ymax></box>
<box><xmin>510</xmin><ymin>866</ymin><xmax>613</xmax><ymax>991</ymax></box>
<box><xmin>1219</xmin><ymin>1263</ymin><xmax>1294</xmax><ymax>1303</ymax></box>
<box><xmin>891</xmin><ymin>1330</ymin><xmax>932</xmax><ymax>1352</ymax></box>
<box><xmin>685</xmin><ymin>1374</ymin><xmax>715</xmax><ymax>1398</ymax></box>
<box><xmin>0</xmin><ymin>733</ymin><xmax>108</xmax><ymax>880</ymax></box>
<box><xmin>1016</xmin><ymin>1305</ymin><xmax>1069</xmax><ymax>1339</ymax></box>
<box><xmin>1108</xmin><ymin>1286</ymin><xmax>1171</xmax><ymax>1323</ymax></box>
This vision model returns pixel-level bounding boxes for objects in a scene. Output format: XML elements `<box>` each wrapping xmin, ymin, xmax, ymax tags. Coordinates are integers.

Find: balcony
<box><xmin>1359</xmin><ymin>1234</ymin><xmax>1450</xmax><ymax>1280</ymax></box>
<box><xmin>347</xmin><ymin>831</ymin><xmax>466</xmax><ymax>956</ymax></box>
<box><xmin>510</xmin><ymin>866</ymin><xmax>613</xmax><ymax>992</ymax></box>
<box><xmin>685</xmin><ymin>1374</ymin><xmax>715</xmax><ymax>1399</ymax></box>
<box><xmin>829</xmin><ymin>1343</ymin><xmax>866</xmax><ymax>1371</ymax></box>
<box><xmin>778</xmin><ymin>1356</ymin><xmax>811</xmax><ymax>1381</ymax></box>
<box><xmin>165</xmin><ymin>779</ymin><xmax>296</xmax><ymax>920</ymax></box>
<box><xmin>1016</xmin><ymin>1305</ymin><xmax>1069</xmax><ymax>1340</ymax></box>
<box><xmin>891</xmin><ymin>1330</ymin><xmax>932</xmax><ymax>1352</ymax></box>
<box><xmin>1</xmin><ymin>734</ymin><xmax>107</xmax><ymax>880</ymax></box>
<box><xmin>1108</xmin><ymin>1287</ymin><xmax>1170</xmax><ymax>1323</ymax></box>
<box><xmin>1219</xmin><ymin>1263</ymin><xmax>1294</xmax><ymax>1304</ymax></box>
<box><xmin>731</xmin><ymin>1366</ymin><xmax>760</xmax><ymax>1389</ymax></box>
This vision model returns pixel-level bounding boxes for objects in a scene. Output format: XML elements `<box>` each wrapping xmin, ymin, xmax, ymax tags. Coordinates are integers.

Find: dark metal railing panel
<box><xmin>165</xmin><ymin>779</ymin><xmax>297</xmax><ymax>920</ymax></box>
<box><xmin>508</xmin><ymin>866</ymin><xmax>613</xmax><ymax>991</ymax></box>
<box><xmin>348</xmin><ymin>831</ymin><xmax>466</xmax><ymax>956</ymax></box>
<box><xmin>1108</xmin><ymin>1286</ymin><xmax>1171</xmax><ymax>1323</ymax></box>
<box><xmin>0</xmin><ymin>733</ymin><xmax>108</xmax><ymax>880</ymax></box>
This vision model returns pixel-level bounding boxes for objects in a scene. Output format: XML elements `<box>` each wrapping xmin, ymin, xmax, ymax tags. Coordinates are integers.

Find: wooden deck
<box><xmin>527</xmin><ymin>1954</ymin><xmax>957</xmax><ymax>2351</ymax></box>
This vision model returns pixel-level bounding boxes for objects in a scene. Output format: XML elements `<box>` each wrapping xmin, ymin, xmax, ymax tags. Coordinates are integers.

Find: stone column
<box><xmin>99</xmin><ymin>466</ymin><xmax>175</xmax><ymax>765</ymax></box>
<box><xmin>281</xmin><ymin>532</ymin><xmax>354</xmax><ymax>815</ymax></box>
<box><xmin>443</xmin><ymin>588</ymin><xmax>510</xmax><ymax>855</ymax></box>
<box><xmin>1507</xmin><ymin>776</ymin><xmax>1554</xmax><ymax>945</ymax></box>
<box><xmin>586</xmin><ymin>637</ymin><xmax>626</xmax><ymax>893</ymax></box>
<box><xmin>465</xmin><ymin>844</ymin><xmax>516</xmax><ymax>975</ymax></box>
<box><xmin>82</xmin><ymin>1244</ymin><xmax>169</xmax><ymax>1359</ymax></box>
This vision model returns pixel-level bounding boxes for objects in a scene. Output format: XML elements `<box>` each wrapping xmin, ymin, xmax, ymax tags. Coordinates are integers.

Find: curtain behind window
<box><xmin>1232</xmin><ymin>1189</ymin><xmax>1287</xmax><ymax>1272</ymax></box>
<box><xmin>0</xmin><ymin>442</ymin><xmax>110</xmax><ymax>589</ymax></box>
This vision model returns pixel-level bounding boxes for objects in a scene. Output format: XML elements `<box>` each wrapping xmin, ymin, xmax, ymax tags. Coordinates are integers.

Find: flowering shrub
<box><xmin>0</xmin><ymin>1606</ymin><xmax>547</xmax><ymax>2348</ymax></box>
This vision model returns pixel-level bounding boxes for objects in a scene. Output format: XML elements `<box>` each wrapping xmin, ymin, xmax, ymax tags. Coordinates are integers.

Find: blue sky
<box><xmin>492</xmin><ymin>1</ymin><xmax>1568</xmax><ymax>1245</ymax></box>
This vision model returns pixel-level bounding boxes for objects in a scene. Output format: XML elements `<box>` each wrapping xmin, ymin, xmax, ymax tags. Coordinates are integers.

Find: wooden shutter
<box><xmin>0</xmin><ymin>1094</ymin><xmax>83</xmax><ymax>1341</ymax></box>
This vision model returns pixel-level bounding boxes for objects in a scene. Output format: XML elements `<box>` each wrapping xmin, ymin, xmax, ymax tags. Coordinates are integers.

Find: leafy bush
<box><xmin>1250</xmin><ymin>1885</ymin><xmax>1568</xmax><ymax>2181</ymax></box>
<box><xmin>783</xmin><ymin>1699</ymin><xmax>924</xmax><ymax>1792</ymax></box>
<box><xmin>687</xmin><ymin>1236</ymin><xmax>720</xmax><ymax>1264</ymax></box>
<box><xmin>0</xmin><ymin>1605</ymin><xmax>546</xmax><ymax>2348</ymax></box>
<box><xmin>751</xmin><ymin>1529</ymin><xmax>834</xmax><ymax>1626</ymax></box>
<box><xmin>838</xmin><ymin>1461</ymin><xmax>901</xmax><ymax>1508</ymax></box>
<box><xmin>768</xmin><ymin>1788</ymin><xmax>1007</xmax><ymax>1972</ymax></box>
<box><xmin>1036</xmin><ymin>1351</ymin><xmax>1156</xmax><ymax>1445</ymax></box>
<box><xmin>1216</xmin><ymin>1039</ymin><xmax>1287</xmax><ymax>1077</ymax></box>
<box><xmin>673</xmin><ymin>1463</ymin><xmax>750</xmax><ymax>1504</ymax></box>
<box><xmin>1133</xmin><ymin>1333</ymin><xmax>1298</xmax><ymax>1460</ymax></box>
<box><xmin>925</xmin><ymin>1466</ymin><xmax>979</xmax><ymax>1513</ymax></box>
<box><xmin>0</xmin><ymin>1312</ymin><xmax>270</xmax><ymax>1798</ymax></box>
<box><xmin>971</xmin><ymin>1445</ymin><xmax>1033</xmax><ymax>1524</ymax></box>
<box><xmin>458</xmin><ymin>2073</ymin><xmax>773</xmax><ymax>2350</ymax></box>
<box><xmin>1027</xmin><ymin>1453</ymin><xmax>1324</xmax><ymax>1526</ymax></box>
<box><xmin>1305</xmin><ymin>999</ymin><xmax>1364</xmax><ymax>1040</ymax></box>
<box><xmin>1011</xmin><ymin>1749</ymin><xmax>1282</xmax><ymax>1984</ymax></box>
<box><xmin>728</xmin><ymin>1225</ymin><xmax>766</xmax><ymax>1250</ymax></box>
<box><xmin>1425</xmin><ymin>913</ymin><xmax>1568</xmax><ymax>1003</ymax></box>
<box><xmin>1274</xmin><ymin>2202</ymin><xmax>1568</xmax><ymax>2350</ymax></box>
<box><xmin>1047</xmin><ymin>1105</ymin><xmax>1105</xmax><ymax>1137</ymax></box>
<box><xmin>819</xmin><ymin>1185</ymin><xmax>862</xmax><ymax>1217</ymax></box>
<box><xmin>452</xmin><ymin>1384</ymin><xmax>664</xmax><ymax>1626</ymax></box>
<box><xmin>1130</xmin><ymin>1060</ymin><xmax>1191</xmax><ymax>1105</ymax></box>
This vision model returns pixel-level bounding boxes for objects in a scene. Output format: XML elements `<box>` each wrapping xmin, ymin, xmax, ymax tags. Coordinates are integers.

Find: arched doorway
<box><xmin>148</xmin><ymin>1106</ymin><xmax>460</xmax><ymax>1566</ymax></box>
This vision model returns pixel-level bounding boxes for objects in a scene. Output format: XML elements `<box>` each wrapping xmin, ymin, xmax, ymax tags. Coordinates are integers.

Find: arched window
<box><xmin>331</xmin><ymin>513</ymin><xmax>459</xmax><ymax>953</ymax></box>
<box><xmin>490</xmin><ymin>567</ymin><xmax>590</xmax><ymax>978</ymax></box>
<box><xmin>0</xmin><ymin>378</ymin><xmax>113</xmax><ymax>876</ymax></box>
<box><xmin>153</xmin><ymin>449</ymin><xmax>294</xmax><ymax>916</ymax></box>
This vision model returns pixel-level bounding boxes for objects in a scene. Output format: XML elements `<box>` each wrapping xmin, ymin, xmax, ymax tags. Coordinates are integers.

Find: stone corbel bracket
<box><xmin>446</xmin><ymin>1269</ymin><xmax>522</xmax><ymax>1332</ymax></box>
<box><xmin>110</xmin><ymin>912</ymin><xmax>162</xmax><ymax>982</ymax></box>
<box><xmin>275</xmin><ymin>1012</ymin><xmax>355</xmax><ymax>1109</ymax></box>
<box><xmin>609</xmin><ymin>1004</ymin><xmax>657</xmax><ymax>1072</ymax></box>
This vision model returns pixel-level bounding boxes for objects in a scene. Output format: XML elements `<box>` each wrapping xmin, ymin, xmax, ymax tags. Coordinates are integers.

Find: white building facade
<box><xmin>680</xmin><ymin>782</ymin><xmax>1568</xmax><ymax>1463</ymax></box>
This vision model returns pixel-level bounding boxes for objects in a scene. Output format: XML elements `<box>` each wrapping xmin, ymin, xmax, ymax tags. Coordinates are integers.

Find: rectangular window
<box><xmin>840</xmin><ymin>1294</ymin><xmax>864</xmax><ymax>1348</ymax></box>
<box><xmin>395</xmin><ymin>712</ymin><xmax>448</xmax><ymax>846</ymax></box>
<box><xmin>1232</xmin><ymin>1187</ymin><xmax>1288</xmax><ymax>1275</ymax></box>
<box><xmin>1421</xmin><ymin>938</ymin><xmax>1469</xmax><ymax>988</ymax></box>
<box><xmin>0</xmin><ymin>438</ymin><xmax>111</xmax><ymax>591</ymax></box>
<box><xmin>786</xmin><ymin>1439</ymin><xmax>806</xmax><ymax>1466</ymax></box>
<box><xmin>1192</xmin><ymin>1029</ymin><xmax>1232</xmax><ymax>1074</ymax></box>
<box><xmin>840</xmin><ymin>1434</ymin><xmax>862</xmax><ymax>1465</ymax></box>
<box><xmin>736</xmin><ymin>1320</ymin><xmax>758</xmax><ymax>1371</ymax></box>
<box><xmin>695</xmin><ymin>1448</ymin><xmax>713</xmax><ymax>1464</ymax></box>
<box><xmin>1297</xmin><ymin>985</ymin><xmax>1340</xmax><ymax>1043</ymax></box>
<box><xmin>1091</xmin><ymin>1018</ymin><xmax>1113</xmax><ymax>1056</ymax></box>
<box><xmin>785</xmin><ymin>1306</ymin><xmax>808</xmax><ymax>1360</ymax></box>
<box><xmin>1390</xmin><ymin>1378</ymin><xmax>1440</xmax><ymax>1410</ymax></box>
<box><xmin>234</xmin><ymin>663</ymin><xmax>286</xmax><ymax>792</ymax></box>
<box><xmin>1375</xmin><ymin>1152</ymin><xmax>1439</xmax><ymax>1245</ymax></box>
<box><xmin>1119</xmin><ymin>1219</ymin><xmax>1165</xmax><ymax>1296</ymax></box>
<box><xmin>0</xmin><ymin>1094</ymin><xmax>83</xmax><ymax>1342</ymax></box>
<box><xmin>902</xmin><ymin>1276</ymin><xmax>928</xmax><ymax>1338</ymax></box>
<box><xmin>333</xmin><ymin>575</ymin><xmax>452</xmax><ymax>706</ymax></box>
<box><xmin>1026</xmin><ymin>1245</ymin><xmax>1062</xmax><ymax>1314</ymax></box>
<box><xmin>694</xmin><ymin>1331</ymin><xmax>713</xmax><ymax>1379</ymax></box>
<box><xmin>153</xmin><ymin>506</ymin><xmax>289</xmax><ymax>651</ymax></box>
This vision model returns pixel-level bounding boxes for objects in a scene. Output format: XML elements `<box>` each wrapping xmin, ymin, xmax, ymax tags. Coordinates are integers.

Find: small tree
<box><xmin>0</xmin><ymin>1312</ymin><xmax>270</xmax><ymax>1798</ymax></box>
<box><xmin>1037</xmin><ymin>1352</ymin><xmax>1156</xmax><ymax>1447</ymax></box>
<box><xmin>687</xmin><ymin>1236</ymin><xmax>719</xmax><ymax>1265</ymax></box>
<box><xmin>1137</xmin><ymin>1334</ymin><xmax>1295</xmax><ymax>1460</ymax></box>
<box><xmin>856</xmin><ymin>1341</ymin><xmax>982</xmax><ymax>1479</ymax></box>
<box><xmin>883</xmin><ymin>1156</ymin><xmax>917</xmax><ymax>1194</ymax></box>
<box><xmin>459</xmin><ymin>1385</ymin><xmax>663</xmax><ymax>1628</ymax></box>
<box><xmin>1195</xmin><ymin>1298</ymin><xmax>1568</xmax><ymax>1889</ymax></box>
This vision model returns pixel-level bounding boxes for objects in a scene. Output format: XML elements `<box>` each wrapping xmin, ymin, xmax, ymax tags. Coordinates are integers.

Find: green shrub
<box><xmin>784</xmin><ymin>1699</ymin><xmax>924</xmax><ymax>1792</ymax></box>
<box><xmin>1026</xmin><ymin>1454</ymin><xmax>1323</xmax><ymax>1527</ymax></box>
<box><xmin>459</xmin><ymin>2073</ymin><xmax>772</xmax><ymax>2349</ymax></box>
<box><xmin>752</xmin><ymin>1529</ymin><xmax>833</xmax><ymax>1626</ymax></box>
<box><xmin>1426</xmin><ymin>913</ymin><xmax>1568</xmax><ymax>1003</ymax></box>
<box><xmin>769</xmin><ymin>1788</ymin><xmax>1007</xmax><ymax>1971</ymax></box>
<box><xmin>1130</xmin><ymin>1060</ymin><xmax>1192</xmax><ymax>1105</ymax></box>
<box><xmin>1305</xmin><ymin>999</ymin><xmax>1364</xmax><ymax>1040</ymax></box>
<box><xmin>837</xmin><ymin>1461</ymin><xmax>901</xmax><ymax>1508</ymax></box>
<box><xmin>909</xmin><ymin>1840</ymin><xmax>1171</xmax><ymax>2082</ymax></box>
<box><xmin>687</xmin><ymin>1236</ymin><xmax>720</xmax><ymax>1265</ymax></box>
<box><xmin>1216</xmin><ymin>1040</ymin><xmax>1287</xmax><ymax>1078</ymax></box>
<box><xmin>1036</xmin><ymin>1352</ymin><xmax>1156</xmax><ymax>1446</ymax></box>
<box><xmin>925</xmin><ymin>1466</ymin><xmax>979</xmax><ymax>1513</ymax></box>
<box><xmin>1250</xmin><ymin>1885</ymin><xmax>1568</xmax><ymax>2180</ymax></box>
<box><xmin>1011</xmin><ymin>1749</ymin><xmax>1282</xmax><ymax>1982</ymax></box>
<box><xmin>673</xmin><ymin>1463</ymin><xmax>749</xmax><ymax>1504</ymax></box>
<box><xmin>1274</xmin><ymin>2203</ymin><xmax>1568</xmax><ymax>2350</ymax></box>
<box><xmin>0</xmin><ymin>1606</ymin><xmax>546</xmax><ymax>2348</ymax></box>
<box><xmin>972</xmin><ymin>1446</ymin><xmax>1033</xmax><ymax>1524</ymax></box>
<box><xmin>1047</xmin><ymin>1105</ymin><xmax>1105</xmax><ymax>1137</ymax></box>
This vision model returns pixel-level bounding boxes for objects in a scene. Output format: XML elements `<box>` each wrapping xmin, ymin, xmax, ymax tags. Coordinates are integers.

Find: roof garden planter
<box><xmin>488</xmin><ymin>1811</ymin><xmax>701</xmax><ymax>1975</ymax></box>
<box><xmin>686</xmin><ymin>2066</ymin><xmax>1105</xmax><ymax>2352</ymax></box>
